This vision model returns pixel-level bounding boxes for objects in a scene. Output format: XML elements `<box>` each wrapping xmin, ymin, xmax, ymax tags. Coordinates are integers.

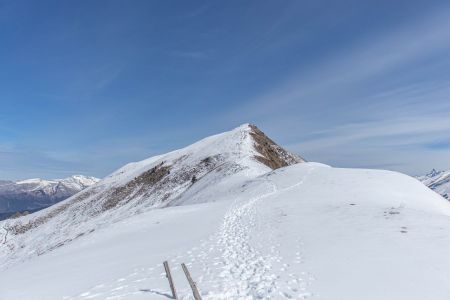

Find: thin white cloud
<box><xmin>221</xmin><ymin>6</ymin><xmax>450</xmax><ymax>174</ymax></box>
<box><xmin>293</xmin><ymin>116</ymin><xmax>450</xmax><ymax>152</ymax></box>
<box><xmin>229</xmin><ymin>7</ymin><xmax>450</xmax><ymax>119</ymax></box>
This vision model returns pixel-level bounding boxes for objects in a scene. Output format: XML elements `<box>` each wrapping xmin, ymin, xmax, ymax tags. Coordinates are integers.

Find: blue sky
<box><xmin>1</xmin><ymin>0</ymin><xmax>450</xmax><ymax>179</ymax></box>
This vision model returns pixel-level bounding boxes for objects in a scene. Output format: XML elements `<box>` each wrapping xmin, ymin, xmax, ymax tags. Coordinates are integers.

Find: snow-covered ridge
<box><xmin>416</xmin><ymin>169</ymin><xmax>450</xmax><ymax>199</ymax></box>
<box><xmin>0</xmin><ymin>175</ymin><xmax>100</xmax><ymax>219</ymax></box>
<box><xmin>2</xmin><ymin>124</ymin><xmax>450</xmax><ymax>299</ymax></box>
<box><xmin>0</xmin><ymin>124</ymin><xmax>303</xmax><ymax>266</ymax></box>
<box><xmin>14</xmin><ymin>175</ymin><xmax>99</xmax><ymax>191</ymax></box>
<box><xmin>2</xmin><ymin>163</ymin><xmax>450</xmax><ymax>299</ymax></box>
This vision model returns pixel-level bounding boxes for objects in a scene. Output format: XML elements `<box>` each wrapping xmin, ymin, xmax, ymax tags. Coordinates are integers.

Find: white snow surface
<box><xmin>0</xmin><ymin>124</ymin><xmax>302</xmax><ymax>268</ymax></box>
<box><xmin>1</xmin><ymin>125</ymin><xmax>450</xmax><ymax>299</ymax></box>
<box><xmin>3</xmin><ymin>175</ymin><xmax>100</xmax><ymax>197</ymax></box>
<box><xmin>0</xmin><ymin>175</ymin><xmax>100</xmax><ymax>216</ymax></box>
<box><xmin>15</xmin><ymin>175</ymin><xmax>99</xmax><ymax>191</ymax></box>
<box><xmin>1</xmin><ymin>162</ymin><xmax>450</xmax><ymax>299</ymax></box>
<box><xmin>417</xmin><ymin>169</ymin><xmax>450</xmax><ymax>199</ymax></box>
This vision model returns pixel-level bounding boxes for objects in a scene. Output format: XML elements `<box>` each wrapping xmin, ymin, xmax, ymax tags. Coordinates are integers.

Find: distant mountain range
<box><xmin>0</xmin><ymin>175</ymin><xmax>99</xmax><ymax>220</ymax></box>
<box><xmin>417</xmin><ymin>169</ymin><xmax>450</xmax><ymax>199</ymax></box>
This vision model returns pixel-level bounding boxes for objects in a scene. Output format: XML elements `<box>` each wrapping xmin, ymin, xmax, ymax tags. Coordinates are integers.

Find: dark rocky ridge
<box><xmin>249</xmin><ymin>124</ymin><xmax>305</xmax><ymax>169</ymax></box>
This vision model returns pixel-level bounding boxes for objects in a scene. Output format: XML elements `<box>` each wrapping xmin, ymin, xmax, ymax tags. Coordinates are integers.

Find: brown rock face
<box><xmin>249</xmin><ymin>124</ymin><xmax>305</xmax><ymax>170</ymax></box>
<box><xmin>103</xmin><ymin>162</ymin><xmax>171</xmax><ymax>211</ymax></box>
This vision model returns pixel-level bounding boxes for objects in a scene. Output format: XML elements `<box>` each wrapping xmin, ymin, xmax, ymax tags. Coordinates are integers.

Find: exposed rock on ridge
<box><xmin>249</xmin><ymin>124</ymin><xmax>305</xmax><ymax>169</ymax></box>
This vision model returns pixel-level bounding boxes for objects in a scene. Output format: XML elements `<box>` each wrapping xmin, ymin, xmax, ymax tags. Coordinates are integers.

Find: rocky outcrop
<box><xmin>249</xmin><ymin>124</ymin><xmax>305</xmax><ymax>169</ymax></box>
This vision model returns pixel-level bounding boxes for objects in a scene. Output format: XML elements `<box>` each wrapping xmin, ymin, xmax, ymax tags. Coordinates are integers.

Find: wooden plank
<box><xmin>163</xmin><ymin>261</ymin><xmax>178</xmax><ymax>299</ymax></box>
<box><xmin>181</xmin><ymin>263</ymin><xmax>202</xmax><ymax>300</ymax></box>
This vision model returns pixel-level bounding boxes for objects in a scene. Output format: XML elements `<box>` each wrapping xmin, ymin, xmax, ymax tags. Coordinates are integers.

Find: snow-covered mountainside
<box><xmin>1</xmin><ymin>124</ymin><xmax>450</xmax><ymax>300</ymax></box>
<box><xmin>0</xmin><ymin>124</ymin><xmax>303</xmax><ymax>265</ymax></box>
<box><xmin>417</xmin><ymin>169</ymin><xmax>450</xmax><ymax>199</ymax></box>
<box><xmin>0</xmin><ymin>175</ymin><xmax>100</xmax><ymax>220</ymax></box>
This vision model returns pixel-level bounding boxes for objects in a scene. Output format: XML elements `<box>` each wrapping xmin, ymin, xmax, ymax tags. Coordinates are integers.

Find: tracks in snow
<box><xmin>206</xmin><ymin>168</ymin><xmax>314</xmax><ymax>299</ymax></box>
<box><xmin>215</xmin><ymin>179</ymin><xmax>279</xmax><ymax>298</ymax></box>
<box><xmin>70</xmin><ymin>169</ymin><xmax>314</xmax><ymax>300</ymax></box>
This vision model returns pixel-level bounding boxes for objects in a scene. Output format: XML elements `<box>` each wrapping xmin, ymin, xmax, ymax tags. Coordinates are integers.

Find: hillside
<box><xmin>0</xmin><ymin>124</ymin><xmax>303</xmax><ymax>267</ymax></box>
<box><xmin>1</xmin><ymin>125</ymin><xmax>450</xmax><ymax>300</ymax></box>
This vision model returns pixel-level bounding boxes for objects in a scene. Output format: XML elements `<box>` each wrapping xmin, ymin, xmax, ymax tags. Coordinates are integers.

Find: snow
<box><xmin>15</xmin><ymin>175</ymin><xmax>99</xmax><ymax>188</ymax></box>
<box><xmin>6</xmin><ymin>175</ymin><xmax>100</xmax><ymax>194</ymax></box>
<box><xmin>1</xmin><ymin>162</ymin><xmax>450</xmax><ymax>300</ymax></box>
<box><xmin>0</xmin><ymin>124</ymin><xmax>305</xmax><ymax>270</ymax></box>
<box><xmin>100</xmin><ymin>123</ymin><xmax>269</xmax><ymax>187</ymax></box>
<box><xmin>0</xmin><ymin>175</ymin><xmax>100</xmax><ymax>218</ymax></box>
<box><xmin>417</xmin><ymin>169</ymin><xmax>450</xmax><ymax>199</ymax></box>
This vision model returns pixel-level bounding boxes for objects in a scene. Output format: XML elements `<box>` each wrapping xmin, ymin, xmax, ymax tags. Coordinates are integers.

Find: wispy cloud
<box><xmin>292</xmin><ymin>116</ymin><xmax>450</xmax><ymax>151</ymax></box>
<box><xmin>0</xmin><ymin>143</ymin><xmax>84</xmax><ymax>180</ymax></box>
<box><xmin>221</xmin><ymin>6</ymin><xmax>450</xmax><ymax>174</ymax></box>
<box><xmin>169</xmin><ymin>50</ymin><xmax>209</xmax><ymax>59</ymax></box>
<box><xmin>237</xmin><ymin>7</ymin><xmax>450</xmax><ymax>118</ymax></box>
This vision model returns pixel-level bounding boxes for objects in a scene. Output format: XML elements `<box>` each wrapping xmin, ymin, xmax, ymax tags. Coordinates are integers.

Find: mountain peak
<box><xmin>418</xmin><ymin>169</ymin><xmax>450</xmax><ymax>199</ymax></box>
<box><xmin>200</xmin><ymin>123</ymin><xmax>304</xmax><ymax>170</ymax></box>
<box><xmin>61</xmin><ymin>175</ymin><xmax>100</xmax><ymax>188</ymax></box>
<box><xmin>426</xmin><ymin>168</ymin><xmax>441</xmax><ymax>178</ymax></box>
<box><xmin>1</xmin><ymin>125</ymin><xmax>306</xmax><ymax>261</ymax></box>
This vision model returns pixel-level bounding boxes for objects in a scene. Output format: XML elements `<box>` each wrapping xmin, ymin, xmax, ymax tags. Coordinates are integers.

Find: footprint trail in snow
<box><xmin>69</xmin><ymin>171</ymin><xmax>314</xmax><ymax>300</ymax></box>
<box><xmin>202</xmin><ymin>170</ymin><xmax>314</xmax><ymax>299</ymax></box>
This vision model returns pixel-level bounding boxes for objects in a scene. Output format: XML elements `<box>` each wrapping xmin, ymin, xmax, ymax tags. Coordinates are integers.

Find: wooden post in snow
<box><xmin>181</xmin><ymin>263</ymin><xmax>202</xmax><ymax>300</ymax></box>
<box><xmin>163</xmin><ymin>261</ymin><xmax>178</xmax><ymax>299</ymax></box>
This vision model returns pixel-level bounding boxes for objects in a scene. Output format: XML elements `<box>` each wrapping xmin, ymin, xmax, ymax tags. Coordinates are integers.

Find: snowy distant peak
<box><xmin>15</xmin><ymin>178</ymin><xmax>48</xmax><ymax>185</ymax></box>
<box><xmin>0</xmin><ymin>175</ymin><xmax>100</xmax><ymax>219</ymax></box>
<box><xmin>424</xmin><ymin>169</ymin><xmax>442</xmax><ymax>178</ymax></box>
<box><xmin>16</xmin><ymin>175</ymin><xmax>99</xmax><ymax>187</ymax></box>
<box><xmin>417</xmin><ymin>169</ymin><xmax>450</xmax><ymax>199</ymax></box>
<box><xmin>12</xmin><ymin>175</ymin><xmax>100</xmax><ymax>195</ymax></box>
<box><xmin>58</xmin><ymin>175</ymin><xmax>100</xmax><ymax>189</ymax></box>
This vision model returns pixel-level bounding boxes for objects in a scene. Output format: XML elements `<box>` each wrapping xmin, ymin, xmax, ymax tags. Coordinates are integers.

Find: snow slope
<box><xmin>0</xmin><ymin>175</ymin><xmax>100</xmax><ymax>219</ymax></box>
<box><xmin>1</xmin><ymin>125</ymin><xmax>450</xmax><ymax>300</ymax></box>
<box><xmin>417</xmin><ymin>169</ymin><xmax>450</xmax><ymax>199</ymax></box>
<box><xmin>1</xmin><ymin>163</ymin><xmax>450</xmax><ymax>300</ymax></box>
<box><xmin>0</xmin><ymin>124</ymin><xmax>303</xmax><ymax>268</ymax></box>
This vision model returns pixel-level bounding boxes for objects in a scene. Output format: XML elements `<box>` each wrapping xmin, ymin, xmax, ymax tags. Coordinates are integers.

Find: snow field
<box><xmin>2</xmin><ymin>163</ymin><xmax>450</xmax><ymax>299</ymax></box>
